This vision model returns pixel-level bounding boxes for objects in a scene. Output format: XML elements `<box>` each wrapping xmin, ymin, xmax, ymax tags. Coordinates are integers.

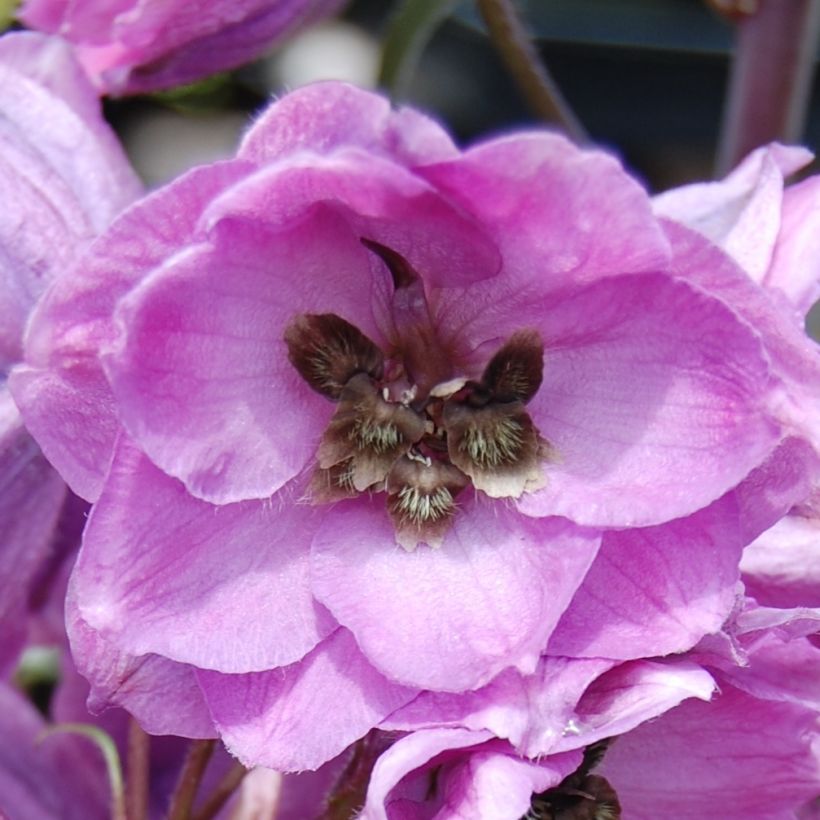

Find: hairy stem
<box><xmin>125</xmin><ymin>719</ymin><xmax>150</xmax><ymax>820</ymax></box>
<box><xmin>476</xmin><ymin>0</ymin><xmax>587</xmax><ymax>142</ymax></box>
<box><xmin>716</xmin><ymin>0</ymin><xmax>820</xmax><ymax>175</ymax></box>
<box><xmin>318</xmin><ymin>733</ymin><xmax>384</xmax><ymax>820</ymax></box>
<box><xmin>192</xmin><ymin>762</ymin><xmax>248</xmax><ymax>820</ymax></box>
<box><xmin>167</xmin><ymin>740</ymin><xmax>216</xmax><ymax>820</ymax></box>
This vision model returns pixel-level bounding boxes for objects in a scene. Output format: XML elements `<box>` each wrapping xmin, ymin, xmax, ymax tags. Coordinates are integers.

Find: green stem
<box><xmin>476</xmin><ymin>0</ymin><xmax>587</xmax><ymax>142</ymax></box>
<box><xmin>167</xmin><ymin>740</ymin><xmax>216</xmax><ymax>820</ymax></box>
<box><xmin>191</xmin><ymin>762</ymin><xmax>248</xmax><ymax>820</ymax></box>
<box><xmin>716</xmin><ymin>0</ymin><xmax>820</xmax><ymax>175</ymax></box>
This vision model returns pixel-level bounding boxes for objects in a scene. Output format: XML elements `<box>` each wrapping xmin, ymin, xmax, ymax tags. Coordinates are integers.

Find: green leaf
<box><xmin>379</xmin><ymin>0</ymin><xmax>463</xmax><ymax>97</ymax></box>
<box><xmin>39</xmin><ymin>723</ymin><xmax>126</xmax><ymax>820</ymax></box>
<box><xmin>1</xmin><ymin>0</ymin><xmax>20</xmax><ymax>31</ymax></box>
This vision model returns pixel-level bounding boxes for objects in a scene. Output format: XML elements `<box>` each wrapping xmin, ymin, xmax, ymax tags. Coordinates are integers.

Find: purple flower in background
<box><xmin>12</xmin><ymin>83</ymin><xmax>820</xmax><ymax>770</ymax></box>
<box><xmin>18</xmin><ymin>0</ymin><xmax>347</xmax><ymax>95</ymax></box>
<box><xmin>0</xmin><ymin>31</ymin><xmax>141</xmax><ymax>674</ymax></box>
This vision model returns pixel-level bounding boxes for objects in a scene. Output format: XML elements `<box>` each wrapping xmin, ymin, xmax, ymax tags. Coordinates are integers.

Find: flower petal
<box><xmin>198</xmin><ymin>629</ymin><xmax>417</xmax><ymax>772</ymax></box>
<box><xmin>310</xmin><ymin>496</ymin><xmax>600</xmax><ymax>691</ymax></box>
<box><xmin>383</xmin><ymin>656</ymin><xmax>615</xmax><ymax>757</ymax></box>
<box><xmin>12</xmin><ymin>160</ymin><xmax>250</xmax><ymax>501</ymax></box>
<box><xmin>548</xmin><ymin>496</ymin><xmax>744</xmax><ymax>659</ymax></box>
<box><xmin>553</xmin><ymin>659</ymin><xmax>716</xmax><ymax>753</ymax></box>
<box><xmin>518</xmin><ymin>272</ymin><xmax>779</xmax><ymax>526</ymax></box>
<box><xmin>74</xmin><ymin>436</ymin><xmax>334</xmax><ymax>672</ymax></box>
<box><xmin>766</xmin><ymin>175</ymin><xmax>820</xmax><ymax>315</ymax></box>
<box><xmin>653</xmin><ymin>143</ymin><xmax>812</xmax><ymax>283</ymax></box>
<box><xmin>600</xmin><ymin>684</ymin><xmax>820</xmax><ymax>819</ymax></box>
<box><xmin>742</xmin><ymin>514</ymin><xmax>820</xmax><ymax>608</ymax></box>
<box><xmin>420</xmin><ymin>133</ymin><xmax>670</xmax><ymax>295</ymax></box>
<box><xmin>102</xmin><ymin>206</ymin><xmax>393</xmax><ymax>503</ymax></box>
<box><xmin>0</xmin><ymin>392</ymin><xmax>65</xmax><ymax>674</ymax></box>
<box><xmin>239</xmin><ymin>81</ymin><xmax>458</xmax><ymax>167</ymax></box>
<box><xmin>67</xmin><ymin>584</ymin><xmax>217</xmax><ymax>738</ymax></box>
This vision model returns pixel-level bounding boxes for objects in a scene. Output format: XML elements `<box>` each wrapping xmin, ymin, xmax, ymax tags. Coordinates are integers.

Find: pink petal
<box><xmin>653</xmin><ymin>143</ymin><xmax>812</xmax><ymax>283</ymax></box>
<box><xmin>198</xmin><ymin>629</ymin><xmax>417</xmax><ymax>772</ymax></box>
<box><xmin>600</xmin><ymin>685</ymin><xmax>820</xmax><ymax>819</ymax></box>
<box><xmin>0</xmin><ymin>392</ymin><xmax>65</xmax><ymax>674</ymax></box>
<box><xmin>517</xmin><ymin>272</ymin><xmax>779</xmax><ymax>526</ymax></box>
<box><xmin>742</xmin><ymin>514</ymin><xmax>820</xmax><ymax>608</ymax></box>
<box><xmin>766</xmin><ymin>175</ymin><xmax>820</xmax><ymax>315</ymax></box>
<box><xmin>200</xmin><ymin>149</ymin><xmax>501</xmax><ymax>289</ymax></box>
<box><xmin>660</xmin><ymin>219</ymin><xmax>820</xmax><ymax>452</ymax></box>
<box><xmin>383</xmin><ymin>656</ymin><xmax>615</xmax><ymax>757</ymax></box>
<box><xmin>548</xmin><ymin>497</ymin><xmax>744</xmax><ymax>659</ymax></box>
<box><xmin>12</xmin><ymin>160</ymin><xmax>250</xmax><ymax>501</ymax></box>
<box><xmin>239</xmin><ymin>81</ymin><xmax>458</xmax><ymax>167</ymax></box>
<box><xmin>310</xmin><ymin>497</ymin><xmax>600</xmax><ymax>691</ymax></box>
<box><xmin>67</xmin><ymin>585</ymin><xmax>217</xmax><ymax>738</ymax></box>
<box><xmin>367</xmin><ymin>731</ymin><xmax>580</xmax><ymax>820</ymax></box>
<box><xmin>552</xmin><ymin>659</ymin><xmax>716</xmax><ymax>753</ymax></box>
<box><xmin>102</xmin><ymin>206</ymin><xmax>393</xmax><ymax>504</ymax></box>
<box><xmin>74</xmin><ymin>436</ymin><xmax>333</xmax><ymax>672</ymax></box>
<box><xmin>0</xmin><ymin>682</ymin><xmax>108</xmax><ymax>820</ymax></box>
<box><xmin>420</xmin><ymin>134</ymin><xmax>670</xmax><ymax>296</ymax></box>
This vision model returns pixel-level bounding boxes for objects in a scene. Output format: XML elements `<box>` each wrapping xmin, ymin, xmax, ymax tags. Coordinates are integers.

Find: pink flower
<box><xmin>0</xmin><ymin>31</ymin><xmax>140</xmax><ymax>673</ymax></box>
<box><xmin>12</xmin><ymin>83</ymin><xmax>820</xmax><ymax>770</ymax></box>
<box><xmin>18</xmin><ymin>0</ymin><xmax>347</xmax><ymax>95</ymax></box>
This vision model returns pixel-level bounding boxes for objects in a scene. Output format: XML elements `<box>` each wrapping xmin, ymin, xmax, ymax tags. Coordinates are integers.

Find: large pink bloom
<box><xmin>19</xmin><ymin>0</ymin><xmax>347</xmax><ymax>95</ymax></box>
<box><xmin>0</xmin><ymin>31</ymin><xmax>141</xmax><ymax>674</ymax></box>
<box><xmin>12</xmin><ymin>83</ymin><xmax>820</xmax><ymax>770</ymax></box>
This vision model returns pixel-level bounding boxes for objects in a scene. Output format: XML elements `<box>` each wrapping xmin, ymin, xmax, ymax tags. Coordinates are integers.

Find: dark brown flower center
<box><xmin>284</xmin><ymin>248</ymin><xmax>550</xmax><ymax>549</ymax></box>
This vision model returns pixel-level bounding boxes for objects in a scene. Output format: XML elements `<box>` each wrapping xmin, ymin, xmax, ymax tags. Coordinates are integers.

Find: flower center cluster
<box><xmin>284</xmin><ymin>244</ymin><xmax>549</xmax><ymax>550</ymax></box>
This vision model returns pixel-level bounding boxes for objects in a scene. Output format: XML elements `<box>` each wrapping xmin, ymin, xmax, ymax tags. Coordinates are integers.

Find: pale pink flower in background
<box><xmin>19</xmin><ymin>0</ymin><xmax>347</xmax><ymax>95</ymax></box>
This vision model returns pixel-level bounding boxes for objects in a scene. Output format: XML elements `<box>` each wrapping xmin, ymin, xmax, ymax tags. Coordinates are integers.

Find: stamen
<box><xmin>482</xmin><ymin>328</ymin><xmax>544</xmax><ymax>404</ymax></box>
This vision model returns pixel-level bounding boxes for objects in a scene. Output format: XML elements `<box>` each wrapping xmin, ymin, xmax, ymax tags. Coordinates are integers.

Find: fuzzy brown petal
<box><xmin>482</xmin><ymin>328</ymin><xmax>544</xmax><ymax>404</ymax></box>
<box><xmin>318</xmin><ymin>373</ymin><xmax>427</xmax><ymax>491</ymax></box>
<box><xmin>284</xmin><ymin>313</ymin><xmax>384</xmax><ymax>400</ymax></box>
<box><xmin>442</xmin><ymin>399</ymin><xmax>546</xmax><ymax>498</ymax></box>
<box><xmin>386</xmin><ymin>456</ymin><xmax>468</xmax><ymax>550</ymax></box>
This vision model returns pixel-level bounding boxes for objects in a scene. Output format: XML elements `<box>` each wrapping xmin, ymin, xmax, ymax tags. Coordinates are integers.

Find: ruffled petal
<box><xmin>653</xmin><ymin>143</ymin><xmax>812</xmax><ymax>283</ymax></box>
<box><xmin>742</xmin><ymin>514</ymin><xmax>820</xmax><ymax>608</ymax></box>
<box><xmin>239</xmin><ymin>81</ymin><xmax>458</xmax><ymax>167</ymax></box>
<box><xmin>310</xmin><ymin>497</ymin><xmax>600</xmax><ymax>691</ymax></box>
<box><xmin>765</xmin><ymin>175</ymin><xmax>820</xmax><ymax>315</ymax></box>
<box><xmin>0</xmin><ymin>392</ymin><xmax>65</xmax><ymax>674</ymax></box>
<box><xmin>600</xmin><ymin>684</ymin><xmax>820</xmax><ymax>819</ymax></box>
<box><xmin>67</xmin><ymin>585</ymin><xmax>216</xmax><ymax>738</ymax></box>
<box><xmin>13</xmin><ymin>160</ymin><xmax>250</xmax><ymax>501</ymax></box>
<box><xmin>420</xmin><ymin>133</ymin><xmax>670</xmax><ymax>296</ymax></box>
<box><xmin>552</xmin><ymin>659</ymin><xmax>716</xmax><ymax>753</ymax></box>
<box><xmin>517</xmin><ymin>272</ymin><xmax>779</xmax><ymax>526</ymax></box>
<box><xmin>198</xmin><ymin>629</ymin><xmax>417</xmax><ymax>772</ymax></box>
<box><xmin>74</xmin><ymin>436</ymin><xmax>333</xmax><ymax>672</ymax></box>
<box><xmin>383</xmin><ymin>656</ymin><xmax>615</xmax><ymax>757</ymax></box>
<box><xmin>548</xmin><ymin>497</ymin><xmax>744</xmax><ymax>659</ymax></box>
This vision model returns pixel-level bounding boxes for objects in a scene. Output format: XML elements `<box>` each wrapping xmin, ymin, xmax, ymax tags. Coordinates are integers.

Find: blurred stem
<box><xmin>380</xmin><ymin>0</ymin><xmax>460</xmax><ymax>98</ymax></box>
<box><xmin>191</xmin><ymin>762</ymin><xmax>248</xmax><ymax>820</ymax></box>
<box><xmin>716</xmin><ymin>0</ymin><xmax>820</xmax><ymax>175</ymax></box>
<box><xmin>318</xmin><ymin>733</ymin><xmax>383</xmax><ymax>820</ymax></box>
<box><xmin>476</xmin><ymin>0</ymin><xmax>587</xmax><ymax>142</ymax></box>
<box><xmin>40</xmin><ymin>724</ymin><xmax>125</xmax><ymax>820</ymax></box>
<box><xmin>125</xmin><ymin>720</ymin><xmax>150</xmax><ymax>820</ymax></box>
<box><xmin>167</xmin><ymin>739</ymin><xmax>216</xmax><ymax>820</ymax></box>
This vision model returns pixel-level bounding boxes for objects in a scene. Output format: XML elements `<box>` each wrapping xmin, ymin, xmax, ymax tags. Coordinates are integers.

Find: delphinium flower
<box><xmin>11</xmin><ymin>82</ymin><xmax>820</xmax><ymax>772</ymax></box>
<box><xmin>17</xmin><ymin>0</ymin><xmax>347</xmax><ymax>96</ymax></box>
<box><xmin>0</xmin><ymin>30</ymin><xmax>141</xmax><ymax>674</ymax></box>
